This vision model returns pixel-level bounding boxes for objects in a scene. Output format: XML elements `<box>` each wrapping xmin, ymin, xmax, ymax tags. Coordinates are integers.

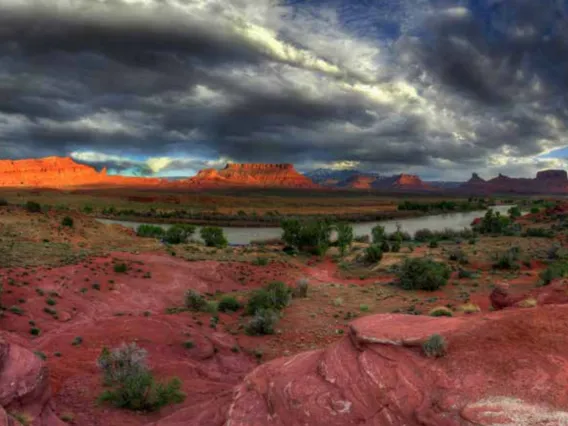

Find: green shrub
<box><xmin>72</xmin><ymin>336</ymin><xmax>83</xmax><ymax>346</ymax></box>
<box><xmin>114</xmin><ymin>263</ymin><xmax>128</xmax><ymax>273</ymax></box>
<box><xmin>25</xmin><ymin>201</ymin><xmax>41</xmax><ymax>213</ymax></box>
<box><xmin>354</xmin><ymin>235</ymin><xmax>370</xmax><ymax>243</ymax></box>
<box><xmin>335</xmin><ymin>222</ymin><xmax>354</xmax><ymax>256</ymax></box>
<box><xmin>183</xmin><ymin>340</ymin><xmax>194</xmax><ymax>349</ymax></box>
<box><xmin>200</xmin><ymin>226</ymin><xmax>228</xmax><ymax>248</ymax></box>
<box><xmin>371</xmin><ymin>225</ymin><xmax>386</xmax><ymax>244</ymax></box>
<box><xmin>164</xmin><ymin>224</ymin><xmax>196</xmax><ymax>244</ymax></box>
<box><xmin>429</xmin><ymin>307</ymin><xmax>453</xmax><ymax>317</ymax></box>
<box><xmin>365</xmin><ymin>245</ymin><xmax>383</xmax><ymax>263</ymax></box>
<box><xmin>61</xmin><ymin>216</ymin><xmax>74</xmax><ymax>227</ymax></box>
<box><xmin>429</xmin><ymin>240</ymin><xmax>439</xmax><ymax>248</ymax></box>
<box><xmin>539</xmin><ymin>262</ymin><xmax>568</xmax><ymax>286</ymax></box>
<box><xmin>30</xmin><ymin>327</ymin><xmax>41</xmax><ymax>336</ymax></box>
<box><xmin>493</xmin><ymin>248</ymin><xmax>521</xmax><ymax>270</ymax></box>
<box><xmin>185</xmin><ymin>290</ymin><xmax>208</xmax><ymax>311</ymax></box>
<box><xmin>136</xmin><ymin>225</ymin><xmax>165</xmax><ymax>238</ymax></box>
<box><xmin>458</xmin><ymin>268</ymin><xmax>474</xmax><ymax>279</ymax></box>
<box><xmin>245</xmin><ymin>308</ymin><xmax>279</xmax><ymax>335</ymax></box>
<box><xmin>245</xmin><ymin>281</ymin><xmax>291</xmax><ymax>315</ymax></box>
<box><xmin>422</xmin><ymin>334</ymin><xmax>447</xmax><ymax>358</ymax></box>
<box><xmin>218</xmin><ymin>296</ymin><xmax>241</xmax><ymax>313</ymax></box>
<box><xmin>253</xmin><ymin>257</ymin><xmax>269</xmax><ymax>266</ymax></box>
<box><xmin>380</xmin><ymin>240</ymin><xmax>390</xmax><ymax>253</ymax></box>
<box><xmin>508</xmin><ymin>206</ymin><xmax>521</xmax><ymax>219</ymax></box>
<box><xmin>96</xmin><ymin>343</ymin><xmax>185</xmax><ymax>412</ymax></box>
<box><xmin>522</xmin><ymin>228</ymin><xmax>554</xmax><ymax>238</ymax></box>
<box><xmin>83</xmin><ymin>205</ymin><xmax>94</xmax><ymax>214</ymax></box>
<box><xmin>448</xmin><ymin>248</ymin><xmax>468</xmax><ymax>264</ymax></box>
<box><xmin>0</xmin><ymin>198</ymin><xmax>8</xmax><ymax>206</ymax></box>
<box><xmin>280</xmin><ymin>219</ymin><xmax>332</xmax><ymax>255</ymax></box>
<box><xmin>396</xmin><ymin>258</ymin><xmax>451</xmax><ymax>291</ymax></box>
<box><xmin>391</xmin><ymin>241</ymin><xmax>401</xmax><ymax>253</ymax></box>
<box><xmin>414</xmin><ymin>228</ymin><xmax>434</xmax><ymax>242</ymax></box>
<box><xmin>530</xmin><ymin>207</ymin><xmax>540</xmax><ymax>214</ymax></box>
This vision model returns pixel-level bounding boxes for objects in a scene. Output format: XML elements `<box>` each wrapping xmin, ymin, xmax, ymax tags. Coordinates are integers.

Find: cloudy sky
<box><xmin>1</xmin><ymin>0</ymin><xmax>568</xmax><ymax>180</ymax></box>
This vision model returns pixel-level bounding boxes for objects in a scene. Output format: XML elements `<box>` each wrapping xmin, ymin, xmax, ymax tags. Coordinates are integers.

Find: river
<box><xmin>96</xmin><ymin>205</ymin><xmax>515</xmax><ymax>245</ymax></box>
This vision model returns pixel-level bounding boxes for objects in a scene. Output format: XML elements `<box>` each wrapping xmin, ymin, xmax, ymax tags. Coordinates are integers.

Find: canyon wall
<box><xmin>461</xmin><ymin>169</ymin><xmax>568</xmax><ymax>194</ymax></box>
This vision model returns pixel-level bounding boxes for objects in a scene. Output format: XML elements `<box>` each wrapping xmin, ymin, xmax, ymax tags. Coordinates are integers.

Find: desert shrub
<box><xmin>293</xmin><ymin>278</ymin><xmax>309</xmax><ymax>298</ymax></box>
<box><xmin>539</xmin><ymin>262</ymin><xmax>568</xmax><ymax>285</ymax></box>
<box><xmin>25</xmin><ymin>201</ymin><xmax>41</xmax><ymax>213</ymax></box>
<box><xmin>391</xmin><ymin>241</ymin><xmax>401</xmax><ymax>253</ymax></box>
<box><xmin>164</xmin><ymin>224</ymin><xmax>196</xmax><ymax>244</ymax></box>
<box><xmin>429</xmin><ymin>306</ymin><xmax>453</xmax><ymax>317</ymax></box>
<box><xmin>245</xmin><ymin>308</ymin><xmax>279</xmax><ymax>335</ymax></box>
<box><xmin>364</xmin><ymin>245</ymin><xmax>383</xmax><ymax>263</ymax></box>
<box><xmin>522</xmin><ymin>228</ymin><xmax>554</xmax><ymax>238</ymax></box>
<box><xmin>97</xmin><ymin>343</ymin><xmax>185</xmax><ymax>412</ymax></box>
<box><xmin>218</xmin><ymin>296</ymin><xmax>241</xmax><ymax>313</ymax></box>
<box><xmin>458</xmin><ymin>303</ymin><xmax>481</xmax><ymax>314</ymax></box>
<box><xmin>113</xmin><ymin>263</ymin><xmax>128</xmax><ymax>273</ymax></box>
<box><xmin>253</xmin><ymin>257</ymin><xmax>269</xmax><ymax>266</ymax></box>
<box><xmin>281</xmin><ymin>219</ymin><xmax>332</xmax><ymax>255</ymax></box>
<box><xmin>429</xmin><ymin>240</ymin><xmax>439</xmax><ymax>248</ymax></box>
<box><xmin>448</xmin><ymin>248</ymin><xmax>468</xmax><ymax>264</ymax></box>
<box><xmin>200</xmin><ymin>226</ymin><xmax>228</xmax><ymax>248</ymax></box>
<box><xmin>508</xmin><ymin>206</ymin><xmax>521</xmax><ymax>219</ymax></box>
<box><xmin>414</xmin><ymin>228</ymin><xmax>434</xmax><ymax>242</ymax></box>
<box><xmin>185</xmin><ymin>290</ymin><xmax>208</xmax><ymax>311</ymax></box>
<box><xmin>458</xmin><ymin>268</ymin><xmax>474</xmax><ymax>279</ymax></box>
<box><xmin>335</xmin><ymin>222</ymin><xmax>353</xmax><ymax>256</ymax></box>
<box><xmin>61</xmin><ymin>216</ymin><xmax>74</xmax><ymax>227</ymax></box>
<box><xmin>0</xmin><ymin>198</ymin><xmax>8</xmax><ymax>206</ymax></box>
<box><xmin>380</xmin><ymin>240</ymin><xmax>390</xmax><ymax>253</ymax></box>
<box><xmin>354</xmin><ymin>235</ymin><xmax>370</xmax><ymax>243</ymax></box>
<box><xmin>530</xmin><ymin>207</ymin><xmax>540</xmax><ymax>214</ymax></box>
<box><xmin>518</xmin><ymin>298</ymin><xmax>537</xmax><ymax>308</ymax></box>
<box><xmin>492</xmin><ymin>248</ymin><xmax>521</xmax><ymax>270</ymax></box>
<box><xmin>371</xmin><ymin>225</ymin><xmax>386</xmax><ymax>244</ymax></box>
<box><xmin>137</xmin><ymin>225</ymin><xmax>165</xmax><ymax>238</ymax></box>
<box><xmin>387</xmin><ymin>230</ymin><xmax>412</xmax><ymax>242</ymax></box>
<box><xmin>396</xmin><ymin>258</ymin><xmax>451</xmax><ymax>291</ymax></box>
<box><xmin>547</xmin><ymin>245</ymin><xmax>568</xmax><ymax>260</ymax></box>
<box><xmin>245</xmin><ymin>281</ymin><xmax>292</xmax><ymax>315</ymax></box>
<box><xmin>473</xmin><ymin>209</ymin><xmax>517</xmax><ymax>235</ymax></box>
<box><xmin>422</xmin><ymin>334</ymin><xmax>447</xmax><ymax>358</ymax></box>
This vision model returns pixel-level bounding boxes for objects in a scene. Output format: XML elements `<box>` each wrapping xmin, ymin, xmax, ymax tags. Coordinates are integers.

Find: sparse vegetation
<box><xmin>429</xmin><ymin>306</ymin><xmax>453</xmax><ymax>317</ymax></box>
<box><xmin>97</xmin><ymin>343</ymin><xmax>185</xmax><ymax>412</ymax></box>
<box><xmin>200</xmin><ymin>226</ymin><xmax>228</xmax><ymax>248</ymax></box>
<box><xmin>164</xmin><ymin>224</ymin><xmax>196</xmax><ymax>244</ymax></box>
<box><xmin>493</xmin><ymin>247</ymin><xmax>521</xmax><ymax>270</ymax></box>
<box><xmin>281</xmin><ymin>219</ymin><xmax>332</xmax><ymax>255</ymax></box>
<box><xmin>458</xmin><ymin>303</ymin><xmax>481</xmax><ymax>314</ymax></box>
<box><xmin>422</xmin><ymin>334</ymin><xmax>447</xmax><ymax>358</ymax></box>
<box><xmin>185</xmin><ymin>290</ymin><xmax>208</xmax><ymax>311</ymax></box>
<box><xmin>245</xmin><ymin>281</ymin><xmax>292</xmax><ymax>315</ymax></box>
<box><xmin>113</xmin><ymin>263</ymin><xmax>128</xmax><ymax>273</ymax></box>
<box><xmin>364</xmin><ymin>245</ymin><xmax>383</xmax><ymax>263</ymax></box>
<box><xmin>61</xmin><ymin>216</ymin><xmax>74</xmax><ymax>227</ymax></box>
<box><xmin>293</xmin><ymin>277</ymin><xmax>309</xmax><ymax>298</ymax></box>
<box><xmin>539</xmin><ymin>262</ymin><xmax>568</xmax><ymax>285</ymax></box>
<box><xmin>136</xmin><ymin>224</ymin><xmax>165</xmax><ymax>238</ymax></box>
<box><xmin>218</xmin><ymin>296</ymin><xmax>241</xmax><ymax>313</ymax></box>
<box><xmin>245</xmin><ymin>308</ymin><xmax>279</xmax><ymax>336</ymax></box>
<box><xmin>396</xmin><ymin>258</ymin><xmax>451</xmax><ymax>291</ymax></box>
<box><xmin>25</xmin><ymin>201</ymin><xmax>41</xmax><ymax>213</ymax></box>
<box><xmin>335</xmin><ymin>222</ymin><xmax>353</xmax><ymax>256</ymax></box>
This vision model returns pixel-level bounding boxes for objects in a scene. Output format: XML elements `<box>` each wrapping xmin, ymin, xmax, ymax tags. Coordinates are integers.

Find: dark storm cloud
<box><xmin>1</xmin><ymin>0</ymin><xmax>568</xmax><ymax>178</ymax></box>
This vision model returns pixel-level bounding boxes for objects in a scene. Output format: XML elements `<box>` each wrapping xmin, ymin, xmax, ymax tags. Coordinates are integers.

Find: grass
<box><xmin>9</xmin><ymin>306</ymin><xmax>24</xmax><ymax>315</ymax></box>
<box><xmin>458</xmin><ymin>303</ymin><xmax>481</xmax><ymax>314</ymax></box>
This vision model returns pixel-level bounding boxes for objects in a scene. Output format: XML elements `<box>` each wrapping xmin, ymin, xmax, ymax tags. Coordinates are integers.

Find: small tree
<box><xmin>335</xmin><ymin>223</ymin><xmax>353</xmax><ymax>256</ymax></box>
<box><xmin>200</xmin><ymin>226</ymin><xmax>228</xmax><ymax>248</ymax></box>
<box><xmin>280</xmin><ymin>219</ymin><xmax>332</xmax><ymax>255</ymax></box>
<box><xmin>396</xmin><ymin>258</ymin><xmax>451</xmax><ymax>291</ymax></box>
<box><xmin>371</xmin><ymin>225</ymin><xmax>386</xmax><ymax>244</ymax></box>
<box><xmin>508</xmin><ymin>206</ymin><xmax>521</xmax><ymax>219</ymax></box>
<box><xmin>164</xmin><ymin>224</ymin><xmax>196</xmax><ymax>244</ymax></box>
<box><xmin>365</xmin><ymin>245</ymin><xmax>383</xmax><ymax>263</ymax></box>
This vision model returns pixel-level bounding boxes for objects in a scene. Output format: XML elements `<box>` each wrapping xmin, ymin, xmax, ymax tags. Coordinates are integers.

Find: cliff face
<box><xmin>0</xmin><ymin>157</ymin><xmax>165</xmax><ymax>188</ymax></box>
<box><xmin>187</xmin><ymin>163</ymin><xmax>318</xmax><ymax>188</ymax></box>
<box><xmin>461</xmin><ymin>169</ymin><xmax>568</xmax><ymax>194</ymax></box>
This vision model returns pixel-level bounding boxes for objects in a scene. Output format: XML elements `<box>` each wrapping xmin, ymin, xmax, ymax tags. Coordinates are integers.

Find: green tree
<box><xmin>335</xmin><ymin>222</ymin><xmax>353</xmax><ymax>256</ymax></box>
<box><xmin>200</xmin><ymin>226</ymin><xmax>228</xmax><ymax>248</ymax></box>
<box><xmin>371</xmin><ymin>225</ymin><xmax>386</xmax><ymax>244</ymax></box>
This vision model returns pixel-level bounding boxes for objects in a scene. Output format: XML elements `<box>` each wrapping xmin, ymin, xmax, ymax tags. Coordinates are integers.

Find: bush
<box><xmin>365</xmin><ymin>245</ymin><xmax>383</xmax><ymax>263</ymax></box>
<box><xmin>61</xmin><ymin>216</ymin><xmax>74</xmax><ymax>227</ymax></box>
<box><xmin>396</xmin><ymin>258</ymin><xmax>451</xmax><ymax>291</ymax></box>
<box><xmin>137</xmin><ymin>225</ymin><xmax>165</xmax><ymax>238</ymax></box>
<box><xmin>429</xmin><ymin>306</ymin><xmax>453</xmax><ymax>317</ymax></box>
<box><xmin>281</xmin><ymin>219</ymin><xmax>332</xmax><ymax>255</ymax></box>
<box><xmin>429</xmin><ymin>240</ymin><xmax>439</xmax><ymax>248</ymax></box>
<box><xmin>492</xmin><ymin>248</ymin><xmax>520</xmax><ymax>270</ymax></box>
<box><xmin>293</xmin><ymin>278</ymin><xmax>309</xmax><ymax>298</ymax></box>
<box><xmin>25</xmin><ymin>201</ymin><xmax>41</xmax><ymax>213</ymax></box>
<box><xmin>0</xmin><ymin>198</ymin><xmax>8</xmax><ymax>206</ymax></box>
<box><xmin>422</xmin><ymin>334</ymin><xmax>447</xmax><ymax>358</ymax></box>
<box><xmin>391</xmin><ymin>241</ymin><xmax>401</xmax><ymax>253</ymax></box>
<box><xmin>96</xmin><ymin>343</ymin><xmax>185</xmax><ymax>412</ymax></box>
<box><xmin>354</xmin><ymin>235</ymin><xmax>370</xmax><ymax>243</ymax></box>
<box><xmin>164</xmin><ymin>224</ymin><xmax>196</xmax><ymax>244</ymax></box>
<box><xmin>371</xmin><ymin>225</ymin><xmax>386</xmax><ymax>244</ymax></box>
<box><xmin>245</xmin><ymin>308</ymin><xmax>279</xmax><ymax>335</ymax></box>
<box><xmin>508</xmin><ymin>206</ymin><xmax>521</xmax><ymax>219</ymax></box>
<box><xmin>530</xmin><ymin>207</ymin><xmax>540</xmax><ymax>214</ymax></box>
<box><xmin>185</xmin><ymin>290</ymin><xmax>208</xmax><ymax>311</ymax></box>
<box><xmin>539</xmin><ymin>262</ymin><xmax>568</xmax><ymax>285</ymax></box>
<box><xmin>218</xmin><ymin>296</ymin><xmax>241</xmax><ymax>313</ymax></box>
<box><xmin>113</xmin><ymin>263</ymin><xmax>128</xmax><ymax>273</ymax></box>
<box><xmin>458</xmin><ymin>303</ymin><xmax>481</xmax><ymax>314</ymax></box>
<box><xmin>245</xmin><ymin>281</ymin><xmax>291</xmax><ymax>315</ymax></box>
<box><xmin>380</xmin><ymin>240</ymin><xmax>390</xmax><ymax>253</ymax></box>
<box><xmin>414</xmin><ymin>229</ymin><xmax>434</xmax><ymax>242</ymax></box>
<box><xmin>448</xmin><ymin>248</ymin><xmax>468</xmax><ymax>264</ymax></box>
<box><xmin>522</xmin><ymin>228</ymin><xmax>554</xmax><ymax>238</ymax></box>
<box><xmin>200</xmin><ymin>226</ymin><xmax>228</xmax><ymax>248</ymax></box>
<box><xmin>335</xmin><ymin>223</ymin><xmax>353</xmax><ymax>256</ymax></box>
<box><xmin>253</xmin><ymin>257</ymin><xmax>269</xmax><ymax>266</ymax></box>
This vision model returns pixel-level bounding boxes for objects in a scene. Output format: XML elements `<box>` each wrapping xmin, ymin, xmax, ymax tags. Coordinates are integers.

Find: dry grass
<box><xmin>517</xmin><ymin>298</ymin><xmax>538</xmax><ymax>308</ymax></box>
<box><xmin>429</xmin><ymin>306</ymin><xmax>453</xmax><ymax>317</ymax></box>
<box><xmin>458</xmin><ymin>303</ymin><xmax>481</xmax><ymax>314</ymax></box>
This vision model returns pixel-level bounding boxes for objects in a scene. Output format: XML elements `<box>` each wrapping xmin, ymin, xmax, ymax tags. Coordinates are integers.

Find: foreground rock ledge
<box><xmin>0</xmin><ymin>334</ymin><xmax>64</xmax><ymax>426</ymax></box>
<box><xmin>164</xmin><ymin>306</ymin><xmax>568</xmax><ymax>426</ymax></box>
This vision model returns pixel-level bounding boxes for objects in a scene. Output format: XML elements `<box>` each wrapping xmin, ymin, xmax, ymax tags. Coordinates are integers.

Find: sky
<box><xmin>1</xmin><ymin>0</ymin><xmax>568</xmax><ymax>180</ymax></box>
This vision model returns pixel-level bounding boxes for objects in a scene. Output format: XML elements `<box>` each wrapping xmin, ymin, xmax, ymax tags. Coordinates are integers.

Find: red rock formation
<box><xmin>0</xmin><ymin>334</ymin><xmax>64</xmax><ymax>426</ymax></box>
<box><xmin>186</xmin><ymin>163</ymin><xmax>318</xmax><ymax>188</ymax></box>
<box><xmin>461</xmin><ymin>169</ymin><xmax>568</xmax><ymax>194</ymax></box>
<box><xmin>180</xmin><ymin>306</ymin><xmax>568</xmax><ymax>426</ymax></box>
<box><xmin>491</xmin><ymin>280</ymin><xmax>568</xmax><ymax>310</ymax></box>
<box><xmin>373</xmin><ymin>173</ymin><xmax>435</xmax><ymax>191</ymax></box>
<box><xmin>338</xmin><ymin>174</ymin><xmax>376</xmax><ymax>189</ymax></box>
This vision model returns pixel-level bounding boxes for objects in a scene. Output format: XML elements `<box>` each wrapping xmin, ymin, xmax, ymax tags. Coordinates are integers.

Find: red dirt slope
<box><xmin>186</xmin><ymin>306</ymin><xmax>568</xmax><ymax>426</ymax></box>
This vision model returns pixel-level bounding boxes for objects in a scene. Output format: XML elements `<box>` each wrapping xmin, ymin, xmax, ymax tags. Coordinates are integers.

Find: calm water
<box><xmin>96</xmin><ymin>205</ymin><xmax>514</xmax><ymax>245</ymax></box>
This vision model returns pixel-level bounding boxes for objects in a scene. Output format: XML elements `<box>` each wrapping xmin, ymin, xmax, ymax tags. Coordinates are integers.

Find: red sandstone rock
<box><xmin>186</xmin><ymin>163</ymin><xmax>319</xmax><ymax>188</ymax></box>
<box><xmin>175</xmin><ymin>306</ymin><xmax>568</xmax><ymax>426</ymax></box>
<box><xmin>338</xmin><ymin>174</ymin><xmax>376</xmax><ymax>189</ymax></box>
<box><xmin>461</xmin><ymin>169</ymin><xmax>568</xmax><ymax>194</ymax></box>
<box><xmin>0</xmin><ymin>334</ymin><xmax>64</xmax><ymax>426</ymax></box>
<box><xmin>491</xmin><ymin>280</ymin><xmax>568</xmax><ymax>310</ymax></box>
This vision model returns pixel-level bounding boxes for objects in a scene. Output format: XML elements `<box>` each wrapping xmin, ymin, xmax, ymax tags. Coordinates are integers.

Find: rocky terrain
<box><xmin>461</xmin><ymin>169</ymin><xmax>568</xmax><ymax>194</ymax></box>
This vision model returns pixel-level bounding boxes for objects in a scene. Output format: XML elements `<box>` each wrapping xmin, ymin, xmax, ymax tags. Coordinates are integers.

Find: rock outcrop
<box><xmin>374</xmin><ymin>173</ymin><xmax>435</xmax><ymax>191</ymax></box>
<box><xmin>461</xmin><ymin>169</ymin><xmax>568</xmax><ymax>194</ymax></box>
<box><xmin>0</xmin><ymin>334</ymin><xmax>64</xmax><ymax>426</ymax></box>
<box><xmin>491</xmin><ymin>280</ymin><xmax>568</xmax><ymax>310</ymax></box>
<box><xmin>175</xmin><ymin>306</ymin><xmax>568</xmax><ymax>426</ymax></box>
<box><xmin>186</xmin><ymin>163</ymin><xmax>319</xmax><ymax>188</ymax></box>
